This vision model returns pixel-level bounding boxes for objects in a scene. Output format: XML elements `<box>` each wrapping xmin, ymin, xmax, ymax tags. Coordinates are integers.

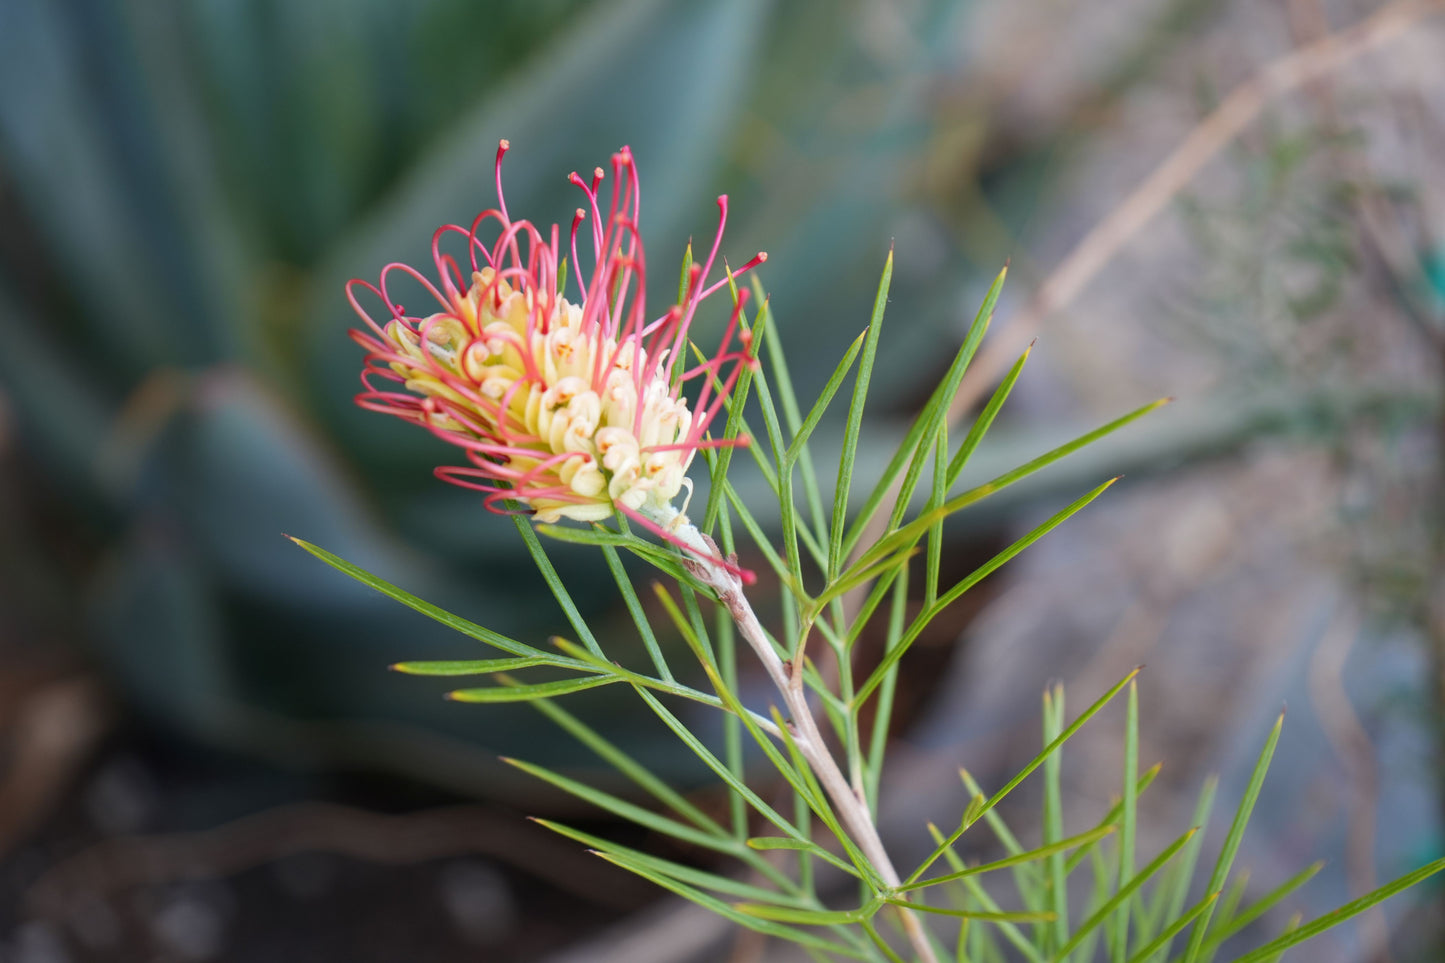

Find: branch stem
<box><xmin>672</xmin><ymin>520</ymin><xmax>938</xmax><ymax>963</ymax></box>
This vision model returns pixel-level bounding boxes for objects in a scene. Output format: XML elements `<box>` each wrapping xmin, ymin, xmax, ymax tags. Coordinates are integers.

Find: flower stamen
<box><xmin>348</xmin><ymin>141</ymin><xmax>761</xmax><ymax>577</ymax></box>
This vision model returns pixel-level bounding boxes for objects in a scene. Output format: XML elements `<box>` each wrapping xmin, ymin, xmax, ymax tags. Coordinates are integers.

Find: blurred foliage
<box><xmin>0</xmin><ymin>0</ymin><xmax>1016</xmax><ymax>794</ymax></box>
<box><xmin>7</xmin><ymin>0</ymin><xmax>1439</xmax><ymax>808</ymax></box>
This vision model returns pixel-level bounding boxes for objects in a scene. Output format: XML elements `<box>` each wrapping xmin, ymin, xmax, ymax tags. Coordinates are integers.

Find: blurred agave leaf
<box><xmin>89</xmin><ymin>522</ymin><xmax>235</xmax><ymax>734</ymax></box>
<box><xmin>187</xmin><ymin>0</ymin><xmax>598</xmax><ymax>264</ymax></box>
<box><xmin>0</xmin><ymin>283</ymin><xmax>111</xmax><ymax>501</ymax></box>
<box><xmin>160</xmin><ymin>370</ymin><xmax>405</xmax><ymax>605</ymax></box>
<box><xmin>85</xmin><ymin>516</ymin><xmax>579</xmax><ymax>800</ymax></box>
<box><xmin>0</xmin><ymin>0</ymin><xmax>226</xmax><ymax>375</ymax></box>
<box><xmin>3</xmin><ymin>0</ymin><xmax>1076</xmax><ymax>794</ymax></box>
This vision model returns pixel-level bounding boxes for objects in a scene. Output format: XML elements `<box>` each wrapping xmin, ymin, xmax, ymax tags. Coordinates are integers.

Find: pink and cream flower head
<box><xmin>347</xmin><ymin>141</ymin><xmax>763</xmax><ymax>578</ymax></box>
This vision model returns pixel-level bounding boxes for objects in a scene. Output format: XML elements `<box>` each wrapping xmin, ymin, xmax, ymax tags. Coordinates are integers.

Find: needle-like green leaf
<box><xmin>702</xmin><ymin>290</ymin><xmax>766</xmax><ymax>534</ymax></box>
<box><xmin>926</xmin><ymin>422</ymin><xmax>948</xmax><ymax>608</ymax></box>
<box><xmin>902</xmin><ymin>825</ymin><xmax>1116</xmax><ymax>892</ymax></box>
<box><xmin>1229</xmin><ymin>856</ymin><xmax>1445</xmax><ymax>963</ymax></box>
<box><xmin>944</xmin><ymin>669</ymin><xmax>1140</xmax><ymax>841</ymax></box>
<box><xmin>631</xmin><ymin>686</ymin><xmax>806</xmax><ymax>845</ymax></box>
<box><xmin>1141</xmin><ymin>775</ymin><xmax>1216</xmax><ymax>957</ymax></box>
<box><xmin>831</xmin><ymin>250</ymin><xmax>892</xmax><ymax>579</ymax></box>
<box><xmin>840</xmin><ymin>266</ymin><xmax>1006</xmax><ymax>562</ymax></box>
<box><xmin>289</xmin><ymin>537</ymin><xmax>553</xmax><ymax>661</ymax></box>
<box><xmin>1124</xmin><ymin>892</ymin><xmax>1219</xmax><ymax>963</ymax></box>
<box><xmin>849</xmin><ymin>397</ymin><xmax>1167</xmax><ymax>576</ymax></box>
<box><xmin>447</xmin><ymin>675</ymin><xmax>616</xmax><ymax>702</ymax></box>
<box><xmin>1052</xmin><ymin>828</ymin><xmax>1199</xmax><ymax>961</ymax></box>
<box><xmin>927</xmin><ymin>823</ymin><xmax>1046</xmax><ymax>963</ymax></box>
<box><xmin>1195</xmin><ymin>860</ymin><xmax>1321</xmax><ymax>957</ymax></box>
<box><xmin>677</xmin><ymin>241</ymin><xmax>694</xmax><ymax>309</ymax></box>
<box><xmin>600</xmin><ymin>542</ymin><xmax>672</xmax><ymax>682</ymax></box>
<box><xmin>595</xmin><ymin>850</ymin><xmax>869</xmax><ymax>959</ymax></box>
<box><xmin>758</xmin><ymin>281</ymin><xmax>831</xmax><ymax>552</ymax></box>
<box><xmin>885</xmin><ymin>270</ymin><xmax>1001</xmax><ymax>534</ymax></box>
<box><xmin>390</xmin><ymin>657</ymin><xmax>552</xmax><ymax>675</ymax></box>
<box><xmin>1042</xmin><ymin>685</ymin><xmax>1069</xmax><ymax>959</ymax></box>
<box><xmin>1062</xmin><ymin>763</ymin><xmax>1164</xmax><ymax>876</ymax></box>
<box><xmin>527</xmin><ymin>698</ymin><xmax>725</xmax><ymax>837</ymax></box>
<box><xmin>1180</xmin><ymin>708</ymin><xmax>1285</xmax><ymax>963</ymax></box>
<box><xmin>1114</xmin><ymin>679</ymin><xmax>1139</xmax><ymax>962</ymax></box>
<box><xmin>856</xmin><ymin>480</ymin><xmax>1121</xmax><ymax>706</ymax></box>
<box><xmin>863</xmin><ymin>567</ymin><xmax>910</xmax><ymax>811</ymax></box>
<box><xmin>733</xmin><ymin>903</ymin><xmax>871</xmax><ymax>925</ymax></box>
<box><xmin>954</xmin><ymin>768</ymin><xmax>1044</xmax><ymax>910</ymax></box>
<box><xmin>886</xmin><ymin>899</ymin><xmax>1055</xmax><ymax>923</ymax></box>
<box><xmin>514</xmin><ymin>517</ymin><xmax>603</xmax><ymax>657</ymax></box>
<box><xmin>784</xmin><ymin>330</ymin><xmax>866</xmax><ymax>470</ymax></box>
<box><xmin>501</xmin><ymin>756</ymin><xmax>741</xmax><ymax>855</ymax></box>
<box><xmin>536</xmin><ymin>819</ymin><xmax>812</xmax><ymax>909</ymax></box>
<box><xmin>946</xmin><ymin>341</ymin><xmax>1032</xmax><ymax>488</ymax></box>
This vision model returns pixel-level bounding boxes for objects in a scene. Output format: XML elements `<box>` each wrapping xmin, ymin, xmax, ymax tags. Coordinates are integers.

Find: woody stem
<box><xmin>670</xmin><ymin>520</ymin><xmax>939</xmax><ymax>963</ymax></box>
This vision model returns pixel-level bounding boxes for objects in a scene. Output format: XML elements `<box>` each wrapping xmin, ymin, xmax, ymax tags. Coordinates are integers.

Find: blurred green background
<box><xmin>2</xmin><ymin>0</ymin><xmax>1443</xmax><ymax>960</ymax></box>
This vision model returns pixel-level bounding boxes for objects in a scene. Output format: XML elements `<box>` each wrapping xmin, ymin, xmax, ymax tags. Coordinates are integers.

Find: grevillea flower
<box><xmin>347</xmin><ymin>141</ymin><xmax>763</xmax><ymax>577</ymax></box>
